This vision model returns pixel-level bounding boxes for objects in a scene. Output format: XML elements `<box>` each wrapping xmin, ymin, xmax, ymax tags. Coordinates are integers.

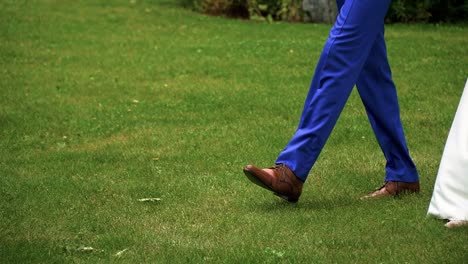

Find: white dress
<box><xmin>427</xmin><ymin>79</ymin><xmax>468</xmax><ymax>221</ymax></box>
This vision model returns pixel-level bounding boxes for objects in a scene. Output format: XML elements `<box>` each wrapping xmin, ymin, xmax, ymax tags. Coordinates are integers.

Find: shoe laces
<box><xmin>271</xmin><ymin>164</ymin><xmax>287</xmax><ymax>181</ymax></box>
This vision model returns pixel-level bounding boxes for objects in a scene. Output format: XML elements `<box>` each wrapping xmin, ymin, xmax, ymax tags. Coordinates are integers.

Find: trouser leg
<box><xmin>336</xmin><ymin>0</ymin><xmax>345</xmax><ymax>9</ymax></box>
<box><xmin>276</xmin><ymin>0</ymin><xmax>392</xmax><ymax>181</ymax></box>
<box><xmin>356</xmin><ymin>30</ymin><xmax>419</xmax><ymax>182</ymax></box>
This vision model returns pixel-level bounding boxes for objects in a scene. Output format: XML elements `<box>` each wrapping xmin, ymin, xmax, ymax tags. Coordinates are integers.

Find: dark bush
<box><xmin>180</xmin><ymin>0</ymin><xmax>249</xmax><ymax>18</ymax></box>
<box><xmin>180</xmin><ymin>0</ymin><xmax>302</xmax><ymax>21</ymax></box>
<box><xmin>386</xmin><ymin>0</ymin><xmax>468</xmax><ymax>23</ymax></box>
<box><xmin>180</xmin><ymin>0</ymin><xmax>468</xmax><ymax>23</ymax></box>
<box><xmin>427</xmin><ymin>0</ymin><xmax>468</xmax><ymax>22</ymax></box>
<box><xmin>386</xmin><ymin>0</ymin><xmax>432</xmax><ymax>23</ymax></box>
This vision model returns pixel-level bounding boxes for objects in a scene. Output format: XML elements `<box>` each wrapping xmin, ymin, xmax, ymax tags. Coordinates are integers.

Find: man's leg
<box><xmin>356</xmin><ymin>30</ymin><xmax>419</xmax><ymax>183</ymax></box>
<box><xmin>275</xmin><ymin>0</ymin><xmax>393</xmax><ymax>181</ymax></box>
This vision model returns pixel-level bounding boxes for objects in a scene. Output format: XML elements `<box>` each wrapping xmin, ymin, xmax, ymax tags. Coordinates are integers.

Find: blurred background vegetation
<box><xmin>179</xmin><ymin>0</ymin><xmax>468</xmax><ymax>23</ymax></box>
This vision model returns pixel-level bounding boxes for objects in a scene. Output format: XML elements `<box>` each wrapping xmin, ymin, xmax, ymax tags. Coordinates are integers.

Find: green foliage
<box><xmin>249</xmin><ymin>0</ymin><xmax>303</xmax><ymax>22</ymax></box>
<box><xmin>182</xmin><ymin>0</ymin><xmax>468</xmax><ymax>23</ymax></box>
<box><xmin>386</xmin><ymin>0</ymin><xmax>468</xmax><ymax>23</ymax></box>
<box><xmin>387</xmin><ymin>0</ymin><xmax>432</xmax><ymax>23</ymax></box>
<box><xmin>181</xmin><ymin>0</ymin><xmax>302</xmax><ymax>21</ymax></box>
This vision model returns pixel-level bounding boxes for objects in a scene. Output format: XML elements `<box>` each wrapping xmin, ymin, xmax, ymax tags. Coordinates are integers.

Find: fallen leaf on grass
<box><xmin>77</xmin><ymin>246</ymin><xmax>95</xmax><ymax>252</ymax></box>
<box><xmin>114</xmin><ymin>248</ymin><xmax>129</xmax><ymax>257</ymax></box>
<box><xmin>264</xmin><ymin>247</ymin><xmax>285</xmax><ymax>258</ymax></box>
<box><xmin>64</xmin><ymin>245</ymin><xmax>103</xmax><ymax>253</ymax></box>
<box><xmin>137</xmin><ymin>198</ymin><xmax>161</xmax><ymax>202</ymax></box>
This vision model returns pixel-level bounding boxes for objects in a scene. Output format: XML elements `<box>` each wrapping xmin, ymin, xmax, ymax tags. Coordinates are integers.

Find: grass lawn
<box><xmin>1</xmin><ymin>0</ymin><xmax>467</xmax><ymax>262</ymax></box>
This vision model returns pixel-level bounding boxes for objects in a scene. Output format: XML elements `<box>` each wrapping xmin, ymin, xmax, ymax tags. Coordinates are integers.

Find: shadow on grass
<box><xmin>249</xmin><ymin>191</ymin><xmax>425</xmax><ymax>214</ymax></box>
<box><xmin>252</xmin><ymin>195</ymin><xmax>357</xmax><ymax>212</ymax></box>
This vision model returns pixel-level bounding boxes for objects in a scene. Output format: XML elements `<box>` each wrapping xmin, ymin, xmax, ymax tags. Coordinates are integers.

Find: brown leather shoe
<box><xmin>243</xmin><ymin>164</ymin><xmax>303</xmax><ymax>202</ymax></box>
<box><xmin>361</xmin><ymin>181</ymin><xmax>420</xmax><ymax>199</ymax></box>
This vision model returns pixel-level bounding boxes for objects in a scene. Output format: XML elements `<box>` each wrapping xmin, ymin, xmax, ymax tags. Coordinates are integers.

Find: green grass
<box><xmin>1</xmin><ymin>0</ymin><xmax>468</xmax><ymax>262</ymax></box>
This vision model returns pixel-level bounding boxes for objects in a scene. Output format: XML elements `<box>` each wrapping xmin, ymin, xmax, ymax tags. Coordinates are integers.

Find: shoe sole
<box><xmin>445</xmin><ymin>220</ymin><xmax>468</xmax><ymax>228</ymax></box>
<box><xmin>243</xmin><ymin>169</ymin><xmax>298</xmax><ymax>203</ymax></box>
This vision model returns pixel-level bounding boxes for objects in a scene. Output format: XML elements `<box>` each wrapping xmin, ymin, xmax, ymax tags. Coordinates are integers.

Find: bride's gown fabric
<box><xmin>427</xmin><ymin>79</ymin><xmax>468</xmax><ymax>221</ymax></box>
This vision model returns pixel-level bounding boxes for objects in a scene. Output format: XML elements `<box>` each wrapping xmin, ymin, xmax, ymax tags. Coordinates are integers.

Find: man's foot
<box><xmin>445</xmin><ymin>220</ymin><xmax>468</xmax><ymax>228</ymax></box>
<box><xmin>243</xmin><ymin>164</ymin><xmax>303</xmax><ymax>203</ymax></box>
<box><xmin>361</xmin><ymin>181</ymin><xmax>420</xmax><ymax>199</ymax></box>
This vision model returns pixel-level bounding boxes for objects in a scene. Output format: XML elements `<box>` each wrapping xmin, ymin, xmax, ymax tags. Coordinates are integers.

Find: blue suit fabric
<box><xmin>275</xmin><ymin>0</ymin><xmax>419</xmax><ymax>183</ymax></box>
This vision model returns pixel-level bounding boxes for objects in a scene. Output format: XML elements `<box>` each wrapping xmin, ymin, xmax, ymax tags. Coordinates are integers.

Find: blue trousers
<box><xmin>276</xmin><ymin>0</ymin><xmax>419</xmax><ymax>183</ymax></box>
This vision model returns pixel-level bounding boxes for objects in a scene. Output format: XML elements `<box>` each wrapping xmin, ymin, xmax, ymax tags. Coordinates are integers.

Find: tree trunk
<box><xmin>302</xmin><ymin>0</ymin><xmax>337</xmax><ymax>23</ymax></box>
